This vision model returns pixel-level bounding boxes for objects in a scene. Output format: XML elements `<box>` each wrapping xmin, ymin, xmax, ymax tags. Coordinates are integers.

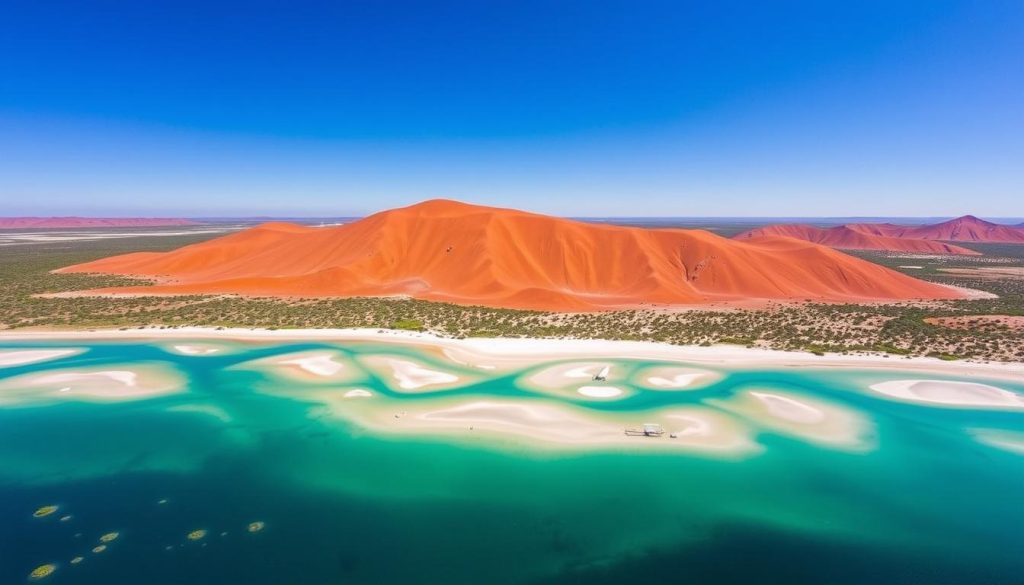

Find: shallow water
<box><xmin>1</xmin><ymin>339</ymin><xmax>1022</xmax><ymax>584</ymax></box>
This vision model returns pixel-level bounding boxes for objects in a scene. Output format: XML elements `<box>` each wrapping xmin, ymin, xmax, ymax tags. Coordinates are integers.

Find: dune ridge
<box><xmin>57</xmin><ymin>199</ymin><xmax>965</xmax><ymax>311</ymax></box>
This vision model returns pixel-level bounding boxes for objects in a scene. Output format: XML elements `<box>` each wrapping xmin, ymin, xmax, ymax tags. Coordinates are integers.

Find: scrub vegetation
<box><xmin>1</xmin><ymin>231</ymin><xmax>1022</xmax><ymax>362</ymax></box>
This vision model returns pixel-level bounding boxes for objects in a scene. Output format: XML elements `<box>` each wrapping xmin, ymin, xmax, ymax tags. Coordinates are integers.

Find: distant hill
<box><xmin>58</xmin><ymin>199</ymin><xmax>963</xmax><ymax>311</ymax></box>
<box><xmin>0</xmin><ymin>217</ymin><xmax>202</xmax><ymax>229</ymax></box>
<box><xmin>846</xmin><ymin>215</ymin><xmax>1024</xmax><ymax>244</ymax></box>
<box><xmin>736</xmin><ymin>215</ymin><xmax>1024</xmax><ymax>253</ymax></box>
<box><xmin>733</xmin><ymin>224</ymin><xmax>979</xmax><ymax>255</ymax></box>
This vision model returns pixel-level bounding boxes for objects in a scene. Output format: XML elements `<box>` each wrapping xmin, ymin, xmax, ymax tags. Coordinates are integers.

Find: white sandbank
<box><xmin>576</xmin><ymin>386</ymin><xmax>624</xmax><ymax>399</ymax></box>
<box><xmin>0</xmin><ymin>364</ymin><xmax>185</xmax><ymax>407</ymax></box>
<box><xmin>711</xmin><ymin>389</ymin><xmax>874</xmax><ymax>450</ymax></box>
<box><xmin>2</xmin><ymin>327</ymin><xmax>1021</xmax><ymax>381</ymax></box>
<box><xmin>167</xmin><ymin>403</ymin><xmax>233</xmax><ymax>423</ymax></box>
<box><xmin>0</xmin><ymin>348</ymin><xmax>83</xmax><ymax>367</ymax></box>
<box><xmin>166</xmin><ymin>343</ymin><xmax>224</xmax><ymax>356</ymax></box>
<box><xmin>636</xmin><ymin>366</ymin><xmax>723</xmax><ymax>390</ymax></box>
<box><xmin>232</xmin><ymin>350</ymin><xmax>363</xmax><ymax>384</ymax></box>
<box><xmin>969</xmin><ymin>429</ymin><xmax>1024</xmax><ymax>455</ymax></box>
<box><xmin>323</xmin><ymin>396</ymin><xmax>759</xmax><ymax>456</ymax></box>
<box><xmin>280</xmin><ymin>353</ymin><xmax>346</xmax><ymax>377</ymax></box>
<box><xmin>357</xmin><ymin>355</ymin><xmax>469</xmax><ymax>392</ymax></box>
<box><xmin>869</xmin><ymin>380</ymin><xmax>1024</xmax><ymax>409</ymax></box>
<box><xmin>343</xmin><ymin>388</ymin><xmax>373</xmax><ymax>398</ymax></box>
<box><xmin>523</xmin><ymin>361</ymin><xmax>615</xmax><ymax>389</ymax></box>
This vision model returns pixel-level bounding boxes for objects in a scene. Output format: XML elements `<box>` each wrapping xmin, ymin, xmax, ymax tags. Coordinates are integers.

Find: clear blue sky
<box><xmin>1</xmin><ymin>0</ymin><xmax>1021</xmax><ymax>217</ymax></box>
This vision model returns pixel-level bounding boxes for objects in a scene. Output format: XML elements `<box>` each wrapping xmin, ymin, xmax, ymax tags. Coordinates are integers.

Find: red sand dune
<box><xmin>734</xmin><ymin>224</ymin><xmax>979</xmax><ymax>256</ymax></box>
<box><xmin>0</xmin><ymin>217</ymin><xmax>201</xmax><ymax>228</ymax></box>
<box><xmin>58</xmin><ymin>200</ymin><xmax>964</xmax><ymax>311</ymax></box>
<box><xmin>847</xmin><ymin>215</ymin><xmax>1024</xmax><ymax>243</ymax></box>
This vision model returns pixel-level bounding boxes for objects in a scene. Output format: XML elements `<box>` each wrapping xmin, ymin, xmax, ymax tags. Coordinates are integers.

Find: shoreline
<box><xmin>1</xmin><ymin>326</ymin><xmax>1021</xmax><ymax>381</ymax></box>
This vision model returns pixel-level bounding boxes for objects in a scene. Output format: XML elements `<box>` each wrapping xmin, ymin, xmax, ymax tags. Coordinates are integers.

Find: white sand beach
<box><xmin>3</xmin><ymin>327</ymin><xmax>1018</xmax><ymax>382</ymax></box>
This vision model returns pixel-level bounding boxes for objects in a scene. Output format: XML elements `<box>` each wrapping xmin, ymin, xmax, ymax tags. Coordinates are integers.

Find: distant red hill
<box><xmin>846</xmin><ymin>215</ymin><xmax>1024</xmax><ymax>244</ymax></box>
<box><xmin>734</xmin><ymin>224</ymin><xmax>979</xmax><ymax>255</ymax></box>
<box><xmin>0</xmin><ymin>217</ymin><xmax>202</xmax><ymax>229</ymax></box>
<box><xmin>57</xmin><ymin>199</ymin><xmax>964</xmax><ymax>311</ymax></box>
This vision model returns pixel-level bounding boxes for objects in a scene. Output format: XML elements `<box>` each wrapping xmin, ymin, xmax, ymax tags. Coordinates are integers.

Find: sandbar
<box><xmin>969</xmin><ymin>429</ymin><xmax>1024</xmax><ymax>455</ymax></box>
<box><xmin>576</xmin><ymin>385</ymin><xmax>625</xmax><ymax>399</ymax></box>
<box><xmin>635</xmin><ymin>365</ymin><xmax>722</xmax><ymax>390</ymax></box>
<box><xmin>522</xmin><ymin>361</ymin><xmax>616</xmax><ymax>390</ymax></box>
<box><xmin>233</xmin><ymin>350</ymin><xmax>363</xmax><ymax>384</ymax></box>
<box><xmin>711</xmin><ymin>389</ymin><xmax>874</xmax><ymax>451</ymax></box>
<box><xmin>320</xmin><ymin>394</ymin><xmax>759</xmax><ymax>456</ymax></box>
<box><xmin>0</xmin><ymin>348</ymin><xmax>83</xmax><ymax>367</ymax></box>
<box><xmin>166</xmin><ymin>343</ymin><xmax>227</xmax><ymax>356</ymax></box>
<box><xmin>2</xmin><ymin>328</ymin><xmax>1021</xmax><ymax>384</ymax></box>
<box><xmin>0</xmin><ymin>364</ymin><xmax>185</xmax><ymax>407</ymax></box>
<box><xmin>357</xmin><ymin>355</ymin><xmax>471</xmax><ymax>392</ymax></box>
<box><xmin>869</xmin><ymin>380</ymin><xmax>1024</xmax><ymax>409</ymax></box>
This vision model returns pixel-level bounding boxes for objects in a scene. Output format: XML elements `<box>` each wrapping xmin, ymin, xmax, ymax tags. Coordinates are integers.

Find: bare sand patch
<box><xmin>0</xmin><ymin>348</ymin><xmax>83</xmax><ymax>367</ymax></box>
<box><xmin>635</xmin><ymin>365</ymin><xmax>722</xmax><ymax>390</ymax></box>
<box><xmin>0</xmin><ymin>364</ymin><xmax>185</xmax><ymax>407</ymax></box>
<box><xmin>869</xmin><ymin>380</ymin><xmax>1024</xmax><ymax>409</ymax></box>
<box><xmin>357</xmin><ymin>355</ymin><xmax>471</xmax><ymax>392</ymax></box>
<box><xmin>343</xmin><ymin>388</ymin><xmax>373</xmax><ymax>398</ymax></box>
<box><xmin>711</xmin><ymin>390</ymin><xmax>874</xmax><ymax>450</ymax></box>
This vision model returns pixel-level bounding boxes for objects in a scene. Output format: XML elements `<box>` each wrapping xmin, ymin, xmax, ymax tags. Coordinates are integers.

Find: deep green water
<box><xmin>1</xmin><ymin>338</ymin><xmax>1022</xmax><ymax>584</ymax></box>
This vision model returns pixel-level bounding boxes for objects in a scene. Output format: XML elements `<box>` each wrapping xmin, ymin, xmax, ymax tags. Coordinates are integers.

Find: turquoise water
<box><xmin>1</xmin><ymin>338</ymin><xmax>1022</xmax><ymax>584</ymax></box>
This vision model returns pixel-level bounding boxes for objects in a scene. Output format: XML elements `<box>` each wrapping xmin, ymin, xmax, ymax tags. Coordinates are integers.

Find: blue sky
<box><xmin>1</xmin><ymin>0</ymin><xmax>1021</xmax><ymax>217</ymax></box>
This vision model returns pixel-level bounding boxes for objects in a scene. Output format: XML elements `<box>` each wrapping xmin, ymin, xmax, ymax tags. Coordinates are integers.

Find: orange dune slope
<box><xmin>848</xmin><ymin>215</ymin><xmax>1024</xmax><ymax>243</ymax></box>
<box><xmin>734</xmin><ymin>224</ymin><xmax>979</xmax><ymax>256</ymax></box>
<box><xmin>58</xmin><ymin>200</ymin><xmax>965</xmax><ymax>311</ymax></box>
